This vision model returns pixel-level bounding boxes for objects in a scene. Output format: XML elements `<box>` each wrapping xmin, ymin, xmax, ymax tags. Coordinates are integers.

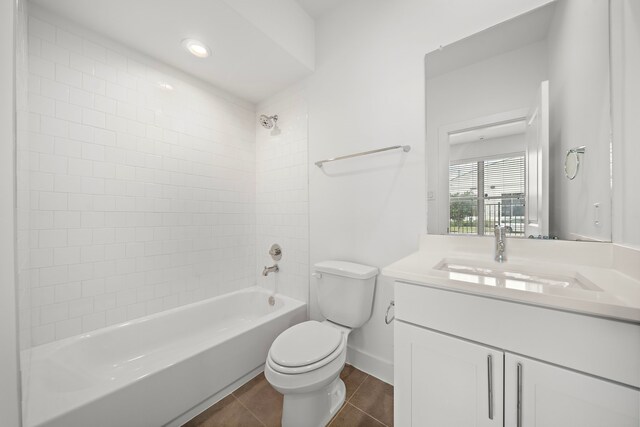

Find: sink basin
<box><xmin>435</xmin><ymin>259</ymin><xmax>601</xmax><ymax>293</ymax></box>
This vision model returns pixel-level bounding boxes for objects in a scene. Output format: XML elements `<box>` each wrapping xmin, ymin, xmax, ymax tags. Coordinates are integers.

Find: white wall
<box><xmin>612</xmin><ymin>0</ymin><xmax>640</xmax><ymax>247</ymax></box>
<box><xmin>426</xmin><ymin>41</ymin><xmax>547</xmax><ymax>234</ymax></box>
<box><xmin>255</xmin><ymin>86</ymin><xmax>309</xmax><ymax>304</ymax></box>
<box><xmin>308</xmin><ymin>0</ymin><xmax>552</xmax><ymax>383</ymax></box>
<box><xmin>547</xmin><ymin>0</ymin><xmax>612</xmax><ymax>241</ymax></box>
<box><xmin>0</xmin><ymin>0</ymin><xmax>22</xmax><ymax>423</ymax></box>
<box><xmin>19</xmin><ymin>9</ymin><xmax>257</xmax><ymax>347</ymax></box>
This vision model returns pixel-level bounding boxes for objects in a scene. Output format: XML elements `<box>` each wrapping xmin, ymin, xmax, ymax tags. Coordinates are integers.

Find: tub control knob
<box><xmin>269</xmin><ymin>244</ymin><xmax>282</xmax><ymax>261</ymax></box>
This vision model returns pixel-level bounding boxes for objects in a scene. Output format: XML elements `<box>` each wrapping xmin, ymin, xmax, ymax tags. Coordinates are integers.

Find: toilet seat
<box><xmin>267</xmin><ymin>321</ymin><xmax>347</xmax><ymax>375</ymax></box>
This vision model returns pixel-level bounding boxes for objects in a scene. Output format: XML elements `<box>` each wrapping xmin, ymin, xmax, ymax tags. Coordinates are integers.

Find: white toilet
<box><xmin>265</xmin><ymin>260</ymin><xmax>378</xmax><ymax>427</ymax></box>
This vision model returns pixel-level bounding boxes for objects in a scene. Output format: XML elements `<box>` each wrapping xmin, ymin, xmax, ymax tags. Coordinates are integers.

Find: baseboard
<box><xmin>166</xmin><ymin>365</ymin><xmax>264</xmax><ymax>427</ymax></box>
<box><xmin>346</xmin><ymin>346</ymin><xmax>394</xmax><ymax>386</ymax></box>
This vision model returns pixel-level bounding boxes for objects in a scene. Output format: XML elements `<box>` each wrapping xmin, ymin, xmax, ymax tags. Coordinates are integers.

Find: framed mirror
<box><xmin>425</xmin><ymin>0</ymin><xmax>612</xmax><ymax>242</ymax></box>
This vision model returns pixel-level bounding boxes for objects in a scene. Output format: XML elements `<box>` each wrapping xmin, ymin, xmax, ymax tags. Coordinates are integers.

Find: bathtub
<box><xmin>21</xmin><ymin>287</ymin><xmax>306</xmax><ymax>427</ymax></box>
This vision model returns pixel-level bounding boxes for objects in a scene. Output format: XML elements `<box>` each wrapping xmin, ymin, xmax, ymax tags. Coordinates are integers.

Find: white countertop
<box><xmin>382</xmin><ymin>235</ymin><xmax>640</xmax><ymax>323</ymax></box>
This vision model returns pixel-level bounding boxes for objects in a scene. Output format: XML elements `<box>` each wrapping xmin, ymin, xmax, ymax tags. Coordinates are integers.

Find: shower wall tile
<box><xmin>21</xmin><ymin>13</ymin><xmax>257</xmax><ymax>347</ymax></box>
<box><xmin>256</xmin><ymin>90</ymin><xmax>309</xmax><ymax>304</ymax></box>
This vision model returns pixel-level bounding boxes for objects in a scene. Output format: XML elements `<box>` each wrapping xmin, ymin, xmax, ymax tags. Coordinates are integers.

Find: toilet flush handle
<box><xmin>312</xmin><ymin>272</ymin><xmax>322</xmax><ymax>279</ymax></box>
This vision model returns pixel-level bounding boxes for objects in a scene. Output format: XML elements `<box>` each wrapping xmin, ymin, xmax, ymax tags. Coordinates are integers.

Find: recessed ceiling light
<box><xmin>182</xmin><ymin>39</ymin><xmax>210</xmax><ymax>58</ymax></box>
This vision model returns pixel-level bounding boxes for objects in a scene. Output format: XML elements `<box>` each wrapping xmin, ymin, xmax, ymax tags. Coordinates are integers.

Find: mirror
<box><xmin>426</xmin><ymin>0</ymin><xmax>612</xmax><ymax>241</ymax></box>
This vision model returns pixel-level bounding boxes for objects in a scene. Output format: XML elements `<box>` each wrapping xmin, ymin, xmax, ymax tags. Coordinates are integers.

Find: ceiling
<box><xmin>426</xmin><ymin>2</ymin><xmax>556</xmax><ymax>78</ymax></box>
<box><xmin>296</xmin><ymin>0</ymin><xmax>344</xmax><ymax>18</ymax></box>
<box><xmin>31</xmin><ymin>0</ymin><xmax>327</xmax><ymax>103</ymax></box>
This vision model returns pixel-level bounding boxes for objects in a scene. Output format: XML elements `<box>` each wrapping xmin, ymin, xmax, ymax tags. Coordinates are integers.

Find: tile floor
<box><xmin>183</xmin><ymin>365</ymin><xmax>394</xmax><ymax>427</ymax></box>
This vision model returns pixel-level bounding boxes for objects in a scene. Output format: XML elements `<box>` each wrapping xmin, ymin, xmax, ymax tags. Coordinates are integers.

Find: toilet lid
<box><xmin>270</xmin><ymin>321</ymin><xmax>342</xmax><ymax>368</ymax></box>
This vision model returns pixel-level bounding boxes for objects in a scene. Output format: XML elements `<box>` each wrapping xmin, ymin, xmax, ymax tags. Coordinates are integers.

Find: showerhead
<box><xmin>259</xmin><ymin>114</ymin><xmax>278</xmax><ymax>129</ymax></box>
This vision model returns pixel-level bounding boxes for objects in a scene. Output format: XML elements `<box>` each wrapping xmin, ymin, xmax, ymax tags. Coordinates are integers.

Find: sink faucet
<box><xmin>494</xmin><ymin>225</ymin><xmax>507</xmax><ymax>263</ymax></box>
<box><xmin>262</xmin><ymin>264</ymin><xmax>279</xmax><ymax>276</ymax></box>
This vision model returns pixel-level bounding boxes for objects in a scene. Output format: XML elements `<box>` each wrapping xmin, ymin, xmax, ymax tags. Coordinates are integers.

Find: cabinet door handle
<box><xmin>487</xmin><ymin>354</ymin><xmax>493</xmax><ymax>420</ymax></box>
<box><xmin>517</xmin><ymin>362</ymin><xmax>523</xmax><ymax>427</ymax></box>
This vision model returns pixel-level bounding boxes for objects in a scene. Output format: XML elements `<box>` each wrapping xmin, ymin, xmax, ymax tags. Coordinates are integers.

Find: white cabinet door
<box><xmin>395</xmin><ymin>321</ymin><xmax>504</xmax><ymax>427</ymax></box>
<box><xmin>505</xmin><ymin>353</ymin><xmax>640</xmax><ymax>427</ymax></box>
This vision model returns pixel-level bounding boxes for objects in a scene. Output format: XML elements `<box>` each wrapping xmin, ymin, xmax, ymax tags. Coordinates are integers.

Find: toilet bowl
<box><xmin>265</xmin><ymin>260</ymin><xmax>378</xmax><ymax>427</ymax></box>
<box><xmin>265</xmin><ymin>320</ymin><xmax>351</xmax><ymax>427</ymax></box>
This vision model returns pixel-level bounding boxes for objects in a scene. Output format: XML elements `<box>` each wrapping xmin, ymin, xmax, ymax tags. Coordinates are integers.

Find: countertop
<box><xmin>382</xmin><ymin>235</ymin><xmax>640</xmax><ymax>323</ymax></box>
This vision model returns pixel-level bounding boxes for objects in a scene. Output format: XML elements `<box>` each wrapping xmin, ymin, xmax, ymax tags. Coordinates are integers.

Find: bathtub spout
<box><xmin>262</xmin><ymin>264</ymin><xmax>279</xmax><ymax>276</ymax></box>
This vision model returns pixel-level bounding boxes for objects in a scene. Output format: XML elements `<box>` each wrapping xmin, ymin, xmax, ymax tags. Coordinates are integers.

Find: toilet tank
<box><xmin>314</xmin><ymin>260</ymin><xmax>378</xmax><ymax>328</ymax></box>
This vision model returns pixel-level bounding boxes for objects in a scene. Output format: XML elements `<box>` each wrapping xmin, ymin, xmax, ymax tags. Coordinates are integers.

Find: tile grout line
<box><xmin>346</xmin><ymin>402</ymin><xmax>390</xmax><ymax>427</ymax></box>
<box><xmin>232</xmin><ymin>395</ymin><xmax>267</xmax><ymax>427</ymax></box>
<box><xmin>329</xmin><ymin>371</ymin><xmax>368</xmax><ymax>427</ymax></box>
<box><xmin>346</xmin><ymin>373</ymin><xmax>369</xmax><ymax>403</ymax></box>
<box><xmin>327</xmin><ymin>401</ymin><xmax>348</xmax><ymax>427</ymax></box>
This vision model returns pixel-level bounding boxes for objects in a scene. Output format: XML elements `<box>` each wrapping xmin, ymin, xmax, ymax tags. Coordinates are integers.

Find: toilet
<box><xmin>265</xmin><ymin>260</ymin><xmax>378</xmax><ymax>427</ymax></box>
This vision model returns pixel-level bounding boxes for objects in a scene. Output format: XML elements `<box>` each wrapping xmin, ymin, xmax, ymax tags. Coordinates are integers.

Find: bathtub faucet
<box><xmin>262</xmin><ymin>264</ymin><xmax>279</xmax><ymax>276</ymax></box>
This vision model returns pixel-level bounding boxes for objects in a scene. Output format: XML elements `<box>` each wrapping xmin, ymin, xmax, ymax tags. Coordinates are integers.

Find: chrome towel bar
<box><xmin>315</xmin><ymin>145</ymin><xmax>411</xmax><ymax>168</ymax></box>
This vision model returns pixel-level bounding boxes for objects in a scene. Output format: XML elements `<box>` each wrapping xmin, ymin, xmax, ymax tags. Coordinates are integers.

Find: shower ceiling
<box><xmin>29</xmin><ymin>0</ymin><xmax>325</xmax><ymax>103</ymax></box>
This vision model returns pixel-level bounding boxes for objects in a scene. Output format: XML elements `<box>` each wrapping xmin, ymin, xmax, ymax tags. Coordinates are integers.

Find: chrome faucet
<box><xmin>262</xmin><ymin>264</ymin><xmax>279</xmax><ymax>276</ymax></box>
<box><xmin>494</xmin><ymin>225</ymin><xmax>507</xmax><ymax>263</ymax></box>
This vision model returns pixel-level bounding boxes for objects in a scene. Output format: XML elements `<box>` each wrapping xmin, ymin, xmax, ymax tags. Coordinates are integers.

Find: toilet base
<box><xmin>281</xmin><ymin>377</ymin><xmax>346</xmax><ymax>427</ymax></box>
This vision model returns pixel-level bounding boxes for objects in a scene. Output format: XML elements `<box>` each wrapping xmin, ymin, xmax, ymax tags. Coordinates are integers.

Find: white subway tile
<box><xmin>82</xmin><ymin>40</ymin><xmax>107</xmax><ymax>63</ymax></box>
<box><xmin>31</xmin><ymin>286</ymin><xmax>54</xmax><ymax>307</ymax></box>
<box><xmin>68</xmin><ymin>194</ymin><xmax>94</xmax><ymax>212</ymax></box>
<box><xmin>56</xmin><ymin>28</ymin><xmax>83</xmax><ymax>54</ymax></box>
<box><xmin>30</xmin><ymin>248</ymin><xmax>54</xmax><ymax>268</ymax></box>
<box><xmin>95</xmin><ymin>62</ymin><xmax>117</xmax><ymax>83</ymax></box>
<box><xmin>54</xmin><ymin>211</ymin><xmax>81</xmax><ymax>229</ymax></box>
<box><xmin>29</xmin><ymin>16</ymin><xmax>56</xmax><ymax>41</ymax></box>
<box><xmin>23</xmin><ymin>14</ymin><xmax>265</xmax><ymax>343</ymax></box>
<box><xmin>32</xmin><ymin>324</ymin><xmax>55</xmax><ymax>346</ymax></box>
<box><xmin>41</xmin><ymin>40</ymin><xmax>70</xmax><ymax>65</ymax></box>
<box><xmin>82</xmin><ymin>108</ymin><xmax>106</xmax><ymax>128</ymax></box>
<box><xmin>54</xmin><ymin>281</ymin><xmax>81</xmax><ymax>303</ymax></box>
<box><xmin>69</xmin><ymin>53</ymin><xmax>95</xmax><ymax>74</ymax></box>
<box><xmin>81</xmin><ymin>177</ymin><xmax>105</xmax><ymax>194</ymax></box>
<box><xmin>82</xmin><ymin>74</ymin><xmax>106</xmax><ymax>95</ymax></box>
<box><xmin>81</xmin><ymin>277</ymin><xmax>105</xmax><ymax>296</ymax></box>
<box><xmin>54</xmin><ymin>174</ymin><xmax>82</xmax><ymax>192</ymax></box>
<box><xmin>39</xmin><ymin>192</ymin><xmax>68</xmax><ymax>211</ymax></box>
<box><xmin>29</xmin><ymin>132</ymin><xmax>54</xmax><ymax>154</ymax></box>
<box><xmin>68</xmin><ymin>297</ymin><xmax>94</xmax><ymax>318</ymax></box>
<box><xmin>39</xmin><ymin>265</ymin><xmax>69</xmax><ymax>287</ymax></box>
<box><xmin>55</xmin><ymin>317</ymin><xmax>82</xmax><ymax>339</ymax></box>
<box><xmin>81</xmin><ymin>211</ymin><xmax>105</xmax><ymax>228</ymax></box>
<box><xmin>38</xmin><ymin>153</ymin><xmax>68</xmax><ymax>174</ymax></box>
<box><xmin>81</xmin><ymin>143</ymin><xmax>104</xmax><ymax>161</ymax></box>
<box><xmin>28</xmin><ymin>93</ymin><xmax>55</xmax><ymax>116</ymax></box>
<box><xmin>55</xmin><ymin>64</ymin><xmax>82</xmax><ymax>88</ymax></box>
<box><xmin>54</xmin><ymin>247</ymin><xmax>81</xmax><ymax>266</ymax></box>
<box><xmin>69</xmin><ymin>87</ymin><xmax>94</xmax><ymax>108</ymax></box>
<box><xmin>94</xmin><ymin>95</ymin><xmax>116</xmax><ymax>115</ymax></box>
<box><xmin>105</xmin><ymin>307</ymin><xmax>127</xmax><ymax>326</ymax></box>
<box><xmin>93</xmin><ymin>228</ymin><xmax>115</xmax><ymax>244</ymax></box>
<box><xmin>55</xmin><ymin>101</ymin><xmax>82</xmax><ymax>123</ymax></box>
<box><xmin>41</xmin><ymin>116</ymin><xmax>69</xmax><ymax>138</ymax></box>
<box><xmin>69</xmin><ymin>123</ymin><xmax>94</xmax><ymax>142</ymax></box>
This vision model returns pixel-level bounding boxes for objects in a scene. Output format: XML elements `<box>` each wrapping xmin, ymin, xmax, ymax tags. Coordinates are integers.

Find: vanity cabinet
<box><xmin>393</xmin><ymin>281</ymin><xmax>640</xmax><ymax>427</ymax></box>
<box><xmin>504</xmin><ymin>354</ymin><xmax>640</xmax><ymax>427</ymax></box>
<box><xmin>395</xmin><ymin>322</ymin><xmax>503</xmax><ymax>426</ymax></box>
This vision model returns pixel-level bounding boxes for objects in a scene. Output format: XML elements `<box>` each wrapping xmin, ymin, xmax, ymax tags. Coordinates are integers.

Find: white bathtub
<box><xmin>21</xmin><ymin>287</ymin><xmax>306</xmax><ymax>427</ymax></box>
